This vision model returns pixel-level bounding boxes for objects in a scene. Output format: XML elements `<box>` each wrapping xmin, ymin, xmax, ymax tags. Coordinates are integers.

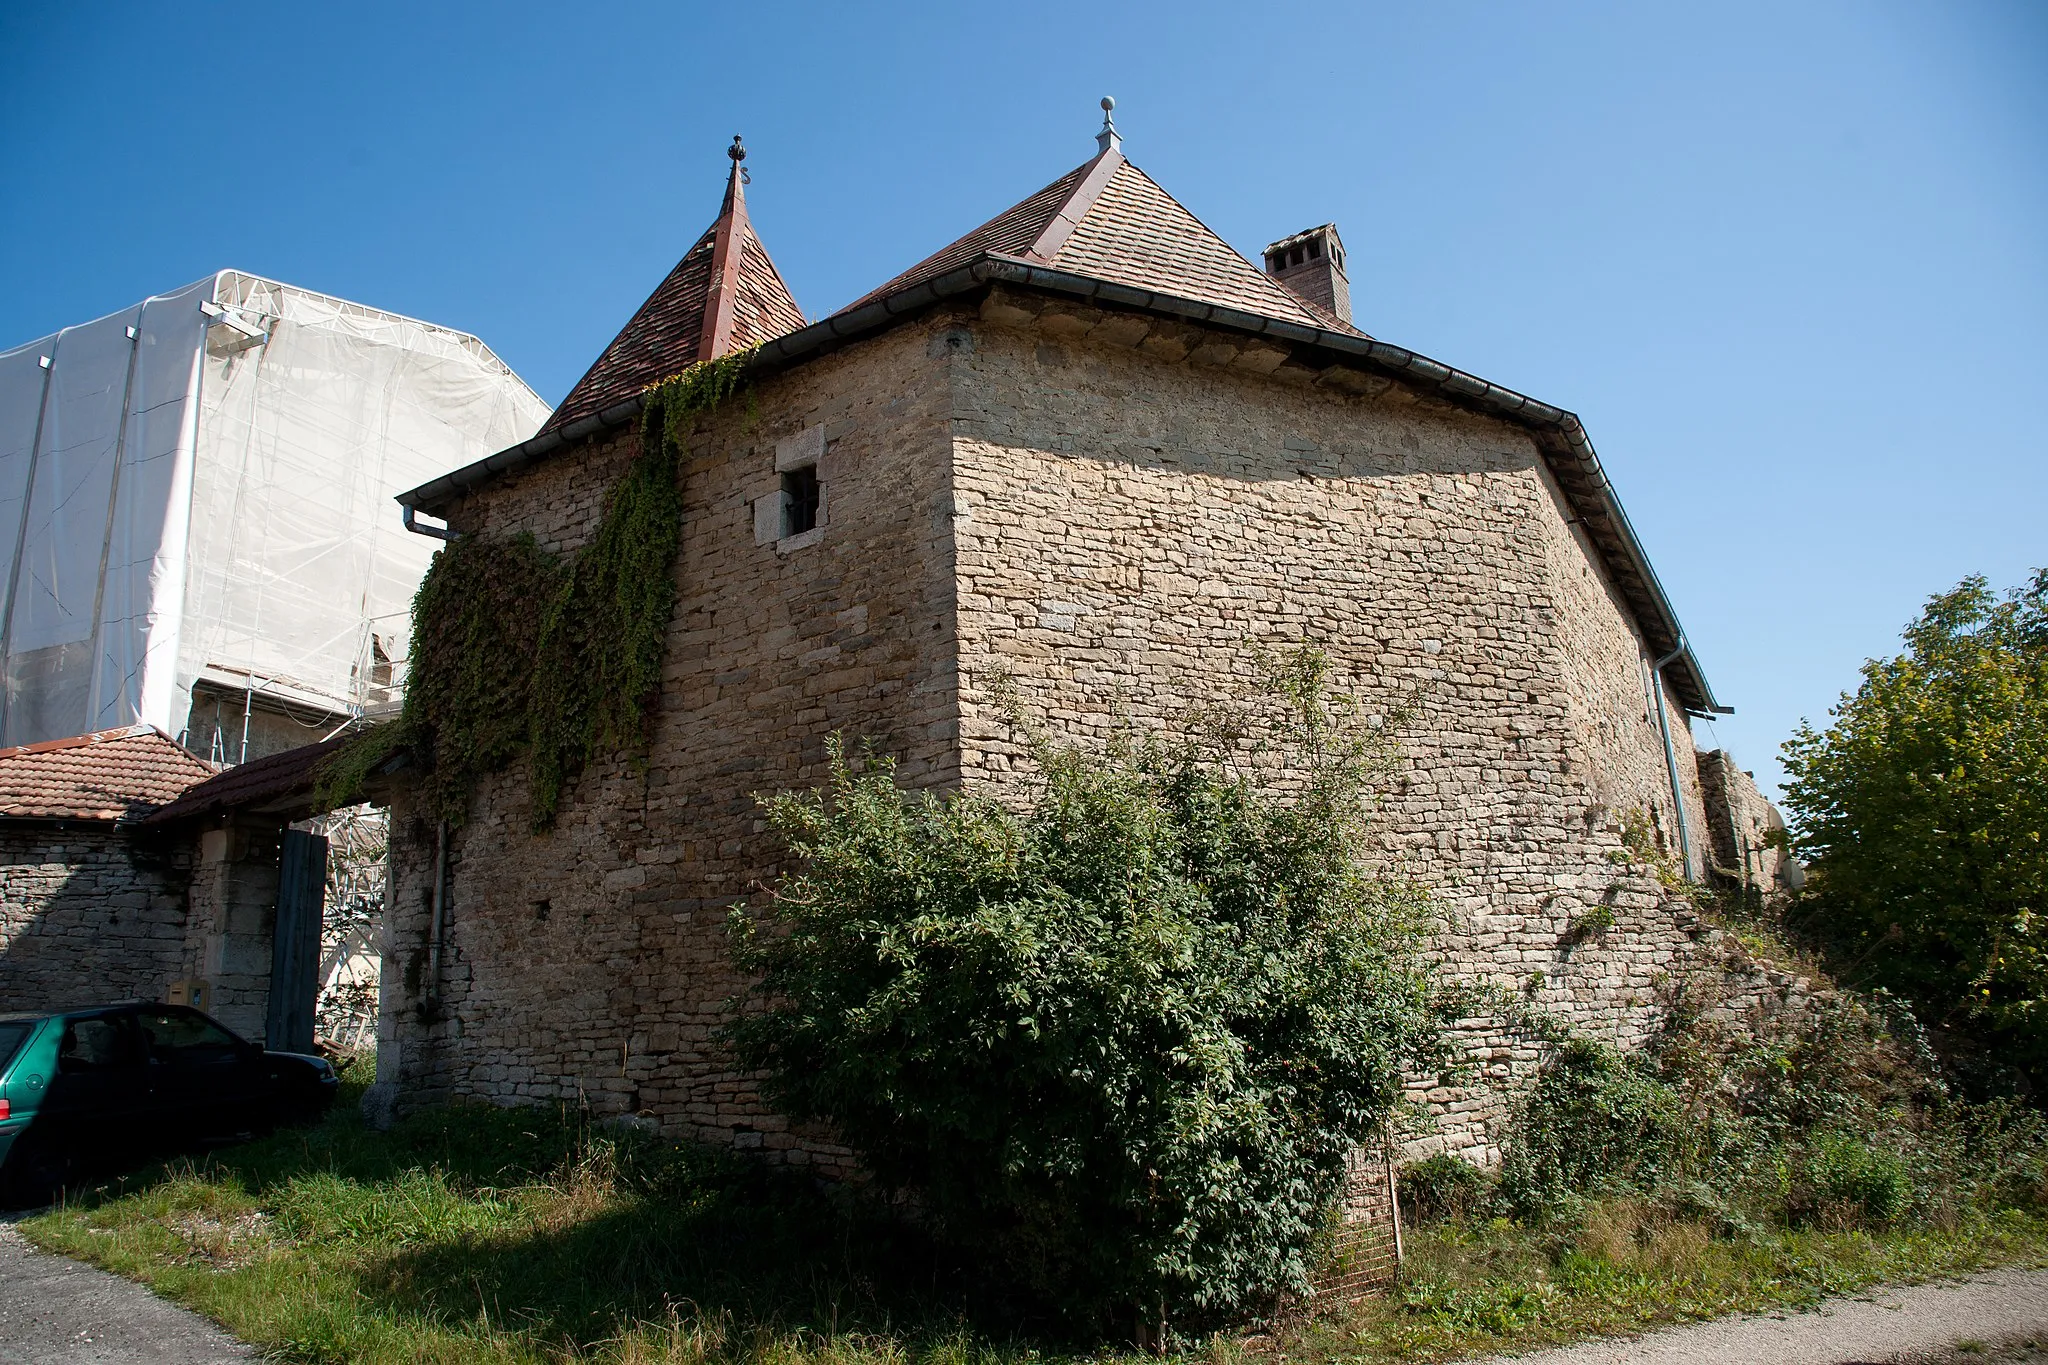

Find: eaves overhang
<box><xmin>397</xmin><ymin>254</ymin><xmax>1726</xmax><ymax>716</ymax></box>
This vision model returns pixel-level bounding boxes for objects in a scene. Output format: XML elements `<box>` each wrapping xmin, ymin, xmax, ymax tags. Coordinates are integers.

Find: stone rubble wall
<box><xmin>177</xmin><ymin>821</ymin><xmax>284</xmax><ymax>1042</ymax></box>
<box><xmin>375</xmin><ymin>321</ymin><xmax>965</xmax><ymax>1171</ymax></box>
<box><xmin>1697</xmin><ymin>749</ymin><xmax>1802</xmax><ymax>901</ymax></box>
<box><xmin>377</xmin><ymin>289</ymin><xmax>1742</xmax><ymax>1175</ymax></box>
<box><xmin>947</xmin><ymin>295</ymin><xmax>1715</xmax><ymax>1164</ymax></box>
<box><xmin>0</xmin><ymin>822</ymin><xmax>193</xmax><ymax>1011</ymax></box>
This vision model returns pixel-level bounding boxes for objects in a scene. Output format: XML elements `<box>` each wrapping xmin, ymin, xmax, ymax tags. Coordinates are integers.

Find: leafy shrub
<box><xmin>1497</xmin><ymin>1041</ymin><xmax>1682</xmax><ymax>1222</ymax></box>
<box><xmin>727</xmin><ymin>649</ymin><xmax>1446</xmax><ymax>1332</ymax></box>
<box><xmin>1399</xmin><ymin>1154</ymin><xmax>1494</xmax><ymax>1224</ymax></box>
<box><xmin>1801</xmin><ymin>1132</ymin><xmax>1912</xmax><ymax>1228</ymax></box>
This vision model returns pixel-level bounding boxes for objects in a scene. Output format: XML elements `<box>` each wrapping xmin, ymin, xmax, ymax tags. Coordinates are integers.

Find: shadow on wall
<box><xmin>0</xmin><ymin>822</ymin><xmax>195</xmax><ymax>1013</ymax></box>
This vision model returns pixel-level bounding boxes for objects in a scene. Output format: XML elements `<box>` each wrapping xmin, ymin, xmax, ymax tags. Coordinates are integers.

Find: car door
<box><xmin>133</xmin><ymin>1006</ymin><xmax>263</xmax><ymax>1142</ymax></box>
<box><xmin>40</xmin><ymin>1013</ymin><xmax>152</xmax><ymax>1161</ymax></box>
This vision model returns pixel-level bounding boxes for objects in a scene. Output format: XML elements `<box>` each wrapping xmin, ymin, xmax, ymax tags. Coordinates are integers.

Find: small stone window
<box><xmin>781</xmin><ymin>466</ymin><xmax>820</xmax><ymax>537</ymax></box>
<box><xmin>755</xmin><ymin>422</ymin><xmax>828</xmax><ymax>551</ymax></box>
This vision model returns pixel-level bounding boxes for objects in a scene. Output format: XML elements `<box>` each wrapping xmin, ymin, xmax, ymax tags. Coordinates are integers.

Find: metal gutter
<box><xmin>395</xmin><ymin>255</ymin><xmax>1728</xmax><ymax>714</ymax></box>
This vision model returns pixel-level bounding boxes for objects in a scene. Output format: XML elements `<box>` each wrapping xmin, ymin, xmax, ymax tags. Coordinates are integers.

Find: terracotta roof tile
<box><xmin>0</xmin><ymin>726</ymin><xmax>215</xmax><ymax>821</ymax></box>
<box><xmin>544</xmin><ymin>163</ymin><xmax>805</xmax><ymax>436</ymax></box>
<box><xmin>142</xmin><ymin>731</ymin><xmax>353</xmax><ymax>827</ymax></box>
<box><xmin>836</xmin><ymin>153</ymin><xmax>1364</xmax><ymax>338</ymax></box>
<box><xmin>1047</xmin><ymin>160</ymin><xmax>1336</xmax><ymax>329</ymax></box>
<box><xmin>841</xmin><ymin>163</ymin><xmax>1090</xmax><ymax>313</ymax></box>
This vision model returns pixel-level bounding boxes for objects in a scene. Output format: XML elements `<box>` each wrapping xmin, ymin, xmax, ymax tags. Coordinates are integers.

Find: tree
<box><xmin>724</xmin><ymin>650</ymin><xmax>1445</xmax><ymax>1332</ymax></box>
<box><xmin>1780</xmin><ymin>570</ymin><xmax>2048</xmax><ymax>1074</ymax></box>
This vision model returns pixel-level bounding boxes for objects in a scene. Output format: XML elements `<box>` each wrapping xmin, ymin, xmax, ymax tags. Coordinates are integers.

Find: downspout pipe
<box><xmin>402</xmin><ymin>504</ymin><xmax>456</xmax><ymax>541</ymax></box>
<box><xmin>427</xmin><ymin>819</ymin><xmax>449</xmax><ymax>1009</ymax></box>
<box><xmin>1651</xmin><ymin>637</ymin><xmax>1697</xmax><ymax>881</ymax></box>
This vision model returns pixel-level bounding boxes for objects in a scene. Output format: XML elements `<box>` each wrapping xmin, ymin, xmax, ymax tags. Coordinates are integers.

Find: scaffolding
<box><xmin>0</xmin><ymin>271</ymin><xmax>550</xmax><ymax>755</ymax></box>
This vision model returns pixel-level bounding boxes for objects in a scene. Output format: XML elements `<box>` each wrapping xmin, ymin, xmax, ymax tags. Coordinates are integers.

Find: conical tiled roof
<box><xmin>840</xmin><ymin>147</ymin><xmax>1362</xmax><ymax>336</ymax></box>
<box><xmin>544</xmin><ymin>143</ymin><xmax>805</xmax><ymax>434</ymax></box>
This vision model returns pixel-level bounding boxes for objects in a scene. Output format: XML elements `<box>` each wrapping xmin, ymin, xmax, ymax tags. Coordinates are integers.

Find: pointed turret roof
<box><xmin>543</xmin><ymin>138</ymin><xmax>805</xmax><ymax>434</ymax></box>
<box><xmin>840</xmin><ymin>137</ymin><xmax>1364</xmax><ymax>337</ymax></box>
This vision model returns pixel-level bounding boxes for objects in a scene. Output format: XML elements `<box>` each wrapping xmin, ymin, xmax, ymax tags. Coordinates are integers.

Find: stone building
<box><xmin>0</xmin><ymin>726</ymin><xmax>210</xmax><ymax>1011</ymax></box>
<box><xmin>374</xmin><ymin>115</ymin><xmax>1761</xmax><ymax>1165</ymax></box>
<box><xmin>0</xmin><ymin>724</ymin><xmax>372</xmax><ymax>1052</ymax></box>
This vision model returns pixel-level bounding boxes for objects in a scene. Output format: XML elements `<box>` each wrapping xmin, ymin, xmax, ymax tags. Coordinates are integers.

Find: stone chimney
<box><xmin>1263</xmin><ymin>224</ymin><xmax>1350</xmax><ymax>326</ymax></box>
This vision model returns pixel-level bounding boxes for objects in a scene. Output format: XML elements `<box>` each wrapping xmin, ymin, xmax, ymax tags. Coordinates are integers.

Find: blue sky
<box><xmin>3</xmin><ymin>1</ymin><xmax>2041</xmax><ymax>796</ymax></box>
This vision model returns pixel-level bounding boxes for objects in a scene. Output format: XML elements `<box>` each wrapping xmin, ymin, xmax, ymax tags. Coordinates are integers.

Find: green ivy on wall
<box><xmin>316</xmin><ymin>349</ymin><xmax>755</xmax><ymax>829</ymax></box>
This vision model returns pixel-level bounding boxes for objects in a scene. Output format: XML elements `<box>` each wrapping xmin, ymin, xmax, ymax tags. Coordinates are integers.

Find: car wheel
<box><xmin>1</xmin><ymin>1137</ymin><xmax>77</xmax><ymax>1209</ymax></box>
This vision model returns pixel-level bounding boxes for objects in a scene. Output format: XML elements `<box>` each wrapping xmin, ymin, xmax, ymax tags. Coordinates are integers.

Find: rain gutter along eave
<box><xmin>395</xmin><ymin>256</ymin><xmax>1725</xmax><ymax>715</ymax></box>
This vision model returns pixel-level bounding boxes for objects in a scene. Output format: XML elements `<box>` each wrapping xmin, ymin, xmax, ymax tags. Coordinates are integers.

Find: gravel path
<box><xmin>0</xmin><ymin>1223</ymin><xmax>252</xmax><ymax>1365</ymax></box>
<box><xmin>1471</xmin><ymin>1267</ymin><xmax>2048</xmax><ymax>1364</ymax></box>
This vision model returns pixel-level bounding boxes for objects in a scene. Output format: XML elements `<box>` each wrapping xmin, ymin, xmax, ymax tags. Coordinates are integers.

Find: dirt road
<box><xmin>0</xmin><ymin>1223</ymin><xmax>251</xmax><ymax>1365</ymax></box>
<box><xmin>1472</xmin><ymin>1266</ymin><xmax>2048</xmax><ymax>1364</ymax></box>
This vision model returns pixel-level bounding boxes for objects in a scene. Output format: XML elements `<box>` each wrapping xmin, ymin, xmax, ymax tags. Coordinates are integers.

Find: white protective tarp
<box><xmin>0</xmin><ymin>272</ymin><xmax>550</xmax><ymax>750</ymax></box>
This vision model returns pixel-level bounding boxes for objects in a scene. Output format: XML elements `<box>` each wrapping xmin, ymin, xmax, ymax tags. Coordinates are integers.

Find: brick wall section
<box><xmin>0</xmin><ymin>823</ymin><xmax>193</xmax><ymax>1010</ymax></box>
<box><xmin>378</xmin><ymin>290</ymin><xmax>1729</xmax><ymax>1172</ymax></box>
<box><xmin>377</xmin><ymin>322</ymin><xmax>965</xmax><ymax>1165</ymax></box>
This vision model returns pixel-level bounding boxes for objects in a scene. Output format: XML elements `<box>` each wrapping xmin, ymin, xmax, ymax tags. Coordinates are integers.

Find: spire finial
<box><xmin>1096</xmin><ymin>96</ymin><xmax>1121</xmax><ymax>155</ymax></box>
<box><xmin>728</xmin><ymin>134</ymin><xmax>746</xmax><ymax>164</ymax></box>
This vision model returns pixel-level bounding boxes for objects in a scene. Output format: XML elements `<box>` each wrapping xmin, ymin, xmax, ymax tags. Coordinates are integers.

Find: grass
<box><xmin>18</xmin><ymin>1067</ymin><xmax>2048</xmax><ymax>1365</ymax></box>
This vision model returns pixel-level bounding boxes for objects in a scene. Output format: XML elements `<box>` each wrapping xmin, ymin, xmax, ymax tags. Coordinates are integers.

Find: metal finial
<box><xmin>728</xmin><ymin>135</ymin><xmax>746</xmax><ymax>163</ymax></box>
<box><xmin>1096</xmin><ymin>96</ymin><xmax>1121</xmax><ymax>155</ymax></box>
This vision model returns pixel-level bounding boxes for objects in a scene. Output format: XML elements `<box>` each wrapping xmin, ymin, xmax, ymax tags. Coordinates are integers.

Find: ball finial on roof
<box><xmin>1096</xmin><ymin>96</ymin><xmax>1121</xmax><ymax>155</ymax></box>
<box><xmin>728</xmin><ymin>135</ymin><xmax>746</xmax><ymax>163</ymax></box>
<box><xmin>1101</xmin><ymin>95</ymin><xmax>1115</xmax><ymax>113</ymax></box>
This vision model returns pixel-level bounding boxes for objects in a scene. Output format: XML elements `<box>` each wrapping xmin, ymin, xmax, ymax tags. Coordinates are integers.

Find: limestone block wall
<box><xmin>1698</xmin><ymin>750</ymin><xmax>1801</xmax><ymax>899</ymax></box>
<box><xmin>0</xmin><ymin>822</ymin><xmax>193</xmax><ymax>1011</ymax></box>
<box><xmin>177</xmin><ymin>820</ymin><xmax>284</xmax><ymax>1041</ymax></box>
<box><xmin>377</xmin><ymin>320</ymin><xmax>965</xmax><ymax>1164</ymax></box>
<box><xmin>375</xmin><ymin>289</ymin><xmax>1731</xmax><ymax>1172</ymax></box>
<box><xmin>944</xmin><ymin>298</ymin><xmax>1713</xmax><ymax>1162</ymax></box>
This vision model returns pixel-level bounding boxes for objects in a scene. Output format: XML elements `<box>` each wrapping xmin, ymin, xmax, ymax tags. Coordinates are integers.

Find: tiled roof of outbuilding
<box><xmin>841</xmin><ymin>150</ymin><xmax>1364</xmax><ymax>337</ymax></box>
<box><xmin>543</xmin><ymin>147</ymin><xmax>805</xmax><ymax>435</ymax></box>
<box><xmin>141</xmin><ymin>731</ymin><xmax>355</xmax><ymax>827</ymax></box>
<box><xmin>0</xmin><ymin>726</ymin><xmax>215</xmax><ymax>822</ymax></box>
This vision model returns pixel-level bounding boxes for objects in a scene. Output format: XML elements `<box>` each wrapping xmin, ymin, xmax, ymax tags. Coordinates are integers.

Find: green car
<box><xmin>0</xmin><ymin>1002</ymin><xmax>339</xmax><ymax>1203</ymax></box>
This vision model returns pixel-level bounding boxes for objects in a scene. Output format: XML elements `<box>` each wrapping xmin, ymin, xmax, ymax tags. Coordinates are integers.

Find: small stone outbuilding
<box><xmin>0</xmin><ymin>727</ymin><xmax>211</xmax><ymax>1011</ymax></box>
<box><xmin>374</xmin><ymin>116</ymin><xmax>1770</xmax><ymax>1167</ymax></box>
<box><xmin>0</xmin><ymin>725</ymin><xmax>369</xmax><ymax>1052</ymax></box>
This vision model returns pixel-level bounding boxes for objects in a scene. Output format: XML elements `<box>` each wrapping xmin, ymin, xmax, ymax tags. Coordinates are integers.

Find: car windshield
<box><xmin>0</xmin><ymin>1021</ymin><xmax>31</xmax><ymax>1075</ymax></box>
<box><xmin>135</xmin><ymin>1008</ymin><xmax>241</xmax><ymax>1063</ymax></box>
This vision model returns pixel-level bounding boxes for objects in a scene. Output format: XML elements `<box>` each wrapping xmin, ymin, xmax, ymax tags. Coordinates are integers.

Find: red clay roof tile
<box><xmin>837</xmin><ymin>152</ymin><xmax>1366</xmax><ymax>338</ymax></box>
<box><xmin>543</xmin><ymin>160</ymin><xmax>805</xmax><ymax>435</ymax></box>
<box><xmin>0</xmin><ymin>726</ymin><xmax>215</xmax><ymax>822</ymax></box>
<box><xmin>141</xmin><ymin>730</ymin><xmax>354</xmax><ymax>827</ymax></box>
<box><xmin>841</xmin><ymin>162</ymin><xmax>1091</xmax><ymax>313</ymax></box>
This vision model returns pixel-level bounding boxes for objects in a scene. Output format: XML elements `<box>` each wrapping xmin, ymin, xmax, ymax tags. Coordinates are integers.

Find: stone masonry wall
<box><xmin>0</xmin><ymin>822</ymin><xmax>193</xmax><ymax>1011</ymax></box>
<box><xmin>946</xmin><ymin>291</ymin><xmax>1714</xmax><ymax>1163</ymax></box>
<box><xmin>376</xmin><ymin>320</ymin><xmax>966</xmax><ymax>1167</ymax></box>
<box><xmin>1697</xmin><ymin>749</ymin><xmax>1801</xmax><ymax>901</ymax></box>
<box><xmin>377</xmin><ymin>287</ymin><xmax>1729</xmax><ymax>1173</ymax></box>
<box><xmin>176</xmin><ymin>820</ymin><xmax>285</xmax><ymax>1042</ymax></box>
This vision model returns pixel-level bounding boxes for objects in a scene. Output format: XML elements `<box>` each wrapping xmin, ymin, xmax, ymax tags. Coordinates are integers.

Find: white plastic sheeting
<box><xmin>0</xmin><ymin>271</ymin><xmax>550</xmax><ymax>750</ymax></box>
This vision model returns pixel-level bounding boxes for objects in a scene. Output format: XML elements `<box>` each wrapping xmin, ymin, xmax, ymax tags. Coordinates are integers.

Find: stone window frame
<box><xmin>754</xmin><ymin>423</ymin><xmax>827</xmax><ymax>553</ymax></box>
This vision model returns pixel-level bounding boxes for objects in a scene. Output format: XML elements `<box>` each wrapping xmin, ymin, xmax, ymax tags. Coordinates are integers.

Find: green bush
<box><xmin>1803</xmin><ymin>1132</ymin><xmax>1913</xmax><ymax>1228</ymax></box>
<box><xmin>1780</xmin><ymin>569</ymin><xmax>2048</xmax><ymax>1081</ymax></box>
<box><xmin>1399</xmin><ymin>1154</ymin><xmax>1494</xmax><ymax>1224</ymax></box>
<box><xmin>726</xmin><ymin>649</ymin><xmax>1446</xmax><ymax>1332</ymax></box>
<box><xmin>1497</xmin><ymin>1041</ymin><xmax>1681</xmax><ymax>1222</ymax></box>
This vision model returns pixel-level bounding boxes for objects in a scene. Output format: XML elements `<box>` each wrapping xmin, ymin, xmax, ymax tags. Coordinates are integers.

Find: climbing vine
<box><xmin>316</xmin><ymin>349</ymin><xmax>755</xmax><ymax>828</ymax></box>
